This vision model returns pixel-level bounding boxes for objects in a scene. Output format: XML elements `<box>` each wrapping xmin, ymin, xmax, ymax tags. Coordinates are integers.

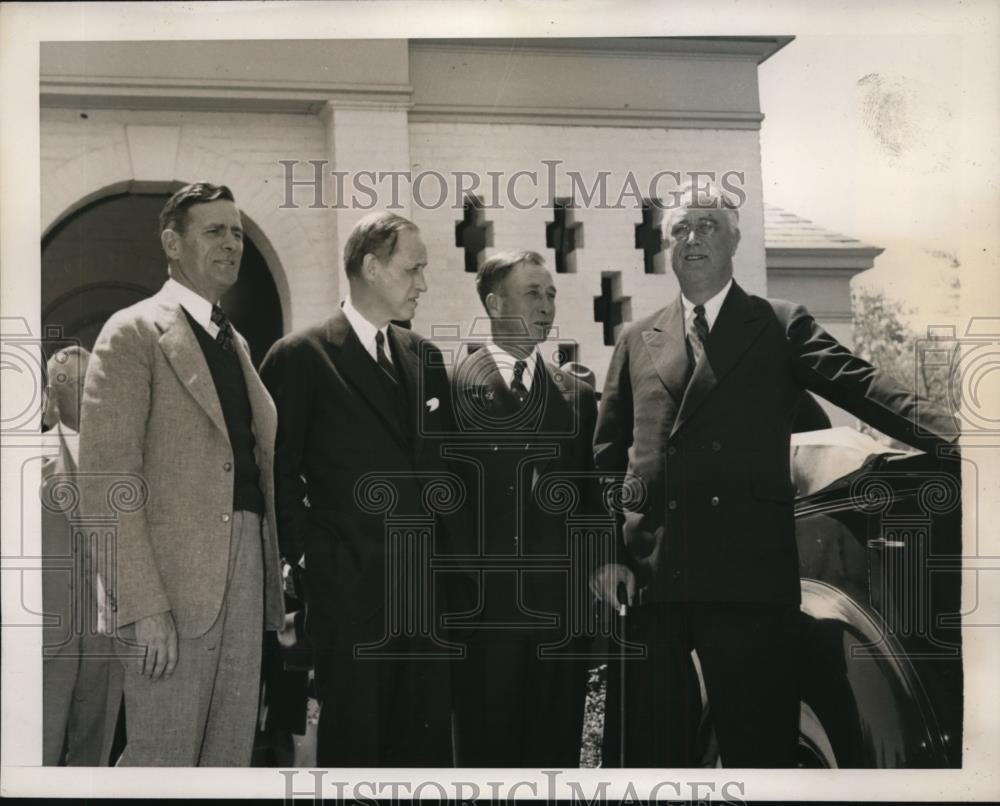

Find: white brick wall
<box><xmin>41</xmin><ymin>109</ymin><xmax>768</xmax><ymax>390</ymax></box>
<box><xmin>40</xmin><ymin>107</ymin><xmax>334</xmax><ymax>331</ymax></box>
<box><xmin>408</xmin><ymin>121</ymin><xmax>766</xmax><ymax>389</ymax></box>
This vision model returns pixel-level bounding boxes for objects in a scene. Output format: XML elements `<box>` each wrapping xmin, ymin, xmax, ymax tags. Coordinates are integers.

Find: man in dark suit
<box><xmin>260</xmin><ymin>212</ymin><xmax>460</xmax><ymax>767</ymax></box>
<box><xmin>80</xmin><ymin>182</ymin><xmax>285</xmax><ymax>765</ymax></box>
<box><xmin>591</xmin><ymin>185</ymin><xmax>959</xmax><ymax>768</ymax></box>
<box><xmin>449</xmin><ymin>250</ymin><xmax>598</xmax><ymax>767</ymax></box>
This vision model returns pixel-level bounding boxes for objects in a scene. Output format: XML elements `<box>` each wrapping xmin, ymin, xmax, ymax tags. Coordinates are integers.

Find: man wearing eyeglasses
<box><xmin>590</xmin><ymin>183</ymin><xmax>959</xmax><ymax>768</ymax></box>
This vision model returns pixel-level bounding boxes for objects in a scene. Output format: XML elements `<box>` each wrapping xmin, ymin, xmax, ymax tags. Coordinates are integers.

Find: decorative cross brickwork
<box><xmin>455</xmin><ymin>195</ymin><xmax>494</xmax><ymax>273</ymax></box>
<box><xmin>545</xmin><ymin>198</ymin><xmax>583</xmax><ymax>274</ymax></box>
<box><xmin>635</xmin><ymin>199</ymin><xmax>665</xmax><ymax>274</ymax></box>
<box><xmin>593</xmin><ymin>271</ymin><xmax>631</xmax><ymax>347</ymax></box>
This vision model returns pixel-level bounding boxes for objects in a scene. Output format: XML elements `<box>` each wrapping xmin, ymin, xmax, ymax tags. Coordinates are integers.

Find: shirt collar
<box><xmin>485</xmin><ymin>342</ymin><xmax>540</xmax><ymax>391</ymax></box>
<box><xmin>164</xmin><ymin>277</ymin><xmax>218</xmax><ymax>337</ymax></box>
<box><xmin>343</xmin><ymin>297</ymin><xmax>391</xmax><ymax>362</ymax></box>
<box><xmin>681</xmin><ymin>278</ymin><xmax>733</xmax><ymax>332</ymax></box>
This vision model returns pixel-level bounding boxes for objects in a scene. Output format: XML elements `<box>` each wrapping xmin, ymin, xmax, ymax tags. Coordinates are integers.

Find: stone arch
<box><xmin>40</xmin><ymin>132</ymin><xmax>318</xmax><ymax>332</ymax></box>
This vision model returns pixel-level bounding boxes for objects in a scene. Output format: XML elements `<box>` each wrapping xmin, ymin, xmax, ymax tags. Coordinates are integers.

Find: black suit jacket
<box><xmin>593</xmin><ymin>282</ymin><xmax>958</xmax><ymax>605</ymax></box>
<box><xmin>260</xmin><ymin>309</ymin><xmax>462</xmax><ymax>628</ymax></box>
<box><xmin>449</xmin><ymin>346</ymin><xmax>599</xmax><ymax>624</ymax></box>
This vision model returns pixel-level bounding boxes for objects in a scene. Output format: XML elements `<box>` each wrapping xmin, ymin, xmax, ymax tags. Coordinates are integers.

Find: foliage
<box><xmin>580</xmin><ymin>664</ymin><xmax>607</xmax><ymax>767</ymax></box>
<box><xmin>851</xmin><ymin>259</ymin><xmax>960</xmax><ymax>442</ymax></box>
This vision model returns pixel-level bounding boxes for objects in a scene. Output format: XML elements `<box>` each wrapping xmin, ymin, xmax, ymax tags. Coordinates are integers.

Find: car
<box><xmin>692</xmin><ymin>428</ymin><xmax>964</xmax><ymax>768</ymax></box>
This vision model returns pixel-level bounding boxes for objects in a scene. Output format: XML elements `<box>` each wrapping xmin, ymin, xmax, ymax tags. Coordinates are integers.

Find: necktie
<box><xmin>375</xmin><ymin>330</ymin><xmax>399</xmax><ymax>385</ymax></box>
<box><xmin>510</xmin><ymin>359</ymin><xmax>529</xmax><ymax>404</ymax></box>
<box><xmin>685</xmin><ymin>304</ymin><xmax>709</xmax><ymax>383</ymax></box>
<box><xmin>211</xmin><ymin>304</ymin><xmax>233</xmax><ymax>351</ymax></box>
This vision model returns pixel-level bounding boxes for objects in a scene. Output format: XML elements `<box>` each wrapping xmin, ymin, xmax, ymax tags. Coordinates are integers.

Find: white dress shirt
<box><xmin>485</xmin><ymin>343</ymin><xmax>540</xmax><ymax>392</ymax></box>
<box><xmin>342</xmin><ymin>297</ymin><xmax>395</xmax><ymax>368</ymax></box>
<box><xmin>164</xmin><ymin>277</ymin><xmax>221</xmax><ymax>339</ymax></box>
<box><xmin>681</xmin><ymin>278</ymin><xmax>733</xmax><ymax>334</ymax></box>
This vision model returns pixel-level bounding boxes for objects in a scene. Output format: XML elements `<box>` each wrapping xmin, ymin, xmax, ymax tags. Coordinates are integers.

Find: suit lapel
<box><xmin>669</xmin><ymin>282</ymin><xmax>769</xmax><ymax>437</ymax></box>
<box><xmin>389</xmin><ymin>325</ymin><xmax>422</xmax><ymax>456</ymax></box>
<box><xmin>56</xmin><ymin>422</ymin><xmax>78</xmax><ymax>476</ymax></box>
<box><xmin>703</xmin><ymin>282</ymin><xmax>768</xmax><ymax>388</ymax></box>
<box><xmin>531</xmin><ymin>361</ymin><xmax>574</xmax><ymax>479</ymax></box>
<box><xmin>324</xmin><ymin>310</ymin><xmax>408</xmax><ymax>450</ymax></box>
<box><xmin>232</xmin><ymin>331</ymin><xmax>276</xmax><ymax>458</ymax></box>
<box><xmin>155</xmin><ymin>296</ymin><xmax>228</xmax><ymax>436</ymax></box>
<box><xmin>458</xmin><ymin>347</ymin><xmax>519</xmax><ymax>422</ymax></box>
<box><xmin>641</xmin><ymin>299</ymin><xmax>688</xmax><ymax>406</ymax></box>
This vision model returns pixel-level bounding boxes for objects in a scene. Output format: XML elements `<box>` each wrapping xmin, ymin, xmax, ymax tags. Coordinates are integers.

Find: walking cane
<box><xmin>616</xmin><ymin>580</ymin><xmax>628</xmax><ymax>768</ymax></box>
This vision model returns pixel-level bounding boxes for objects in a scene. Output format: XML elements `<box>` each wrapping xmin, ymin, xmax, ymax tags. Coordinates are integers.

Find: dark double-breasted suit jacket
<box><xmin>448</xmin><ymin>346</ymin><xmax>599</xmax><ymax>627</ymax></box>
<box><xmin>594</xmin><ymin>281</ymin><xmax>958</xmax><ymax>606</ymax></box>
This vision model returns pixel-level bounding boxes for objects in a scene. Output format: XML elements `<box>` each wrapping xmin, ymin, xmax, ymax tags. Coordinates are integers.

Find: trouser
<box><xmin>313</xmin><ymin>619</ymin><xmax>454</xmax><ymax>767</ymax></box>
<box><xmin>43</xmin><ymin>629</ymin><xmax>123</xmax><ymax>766</ymax></box>
<box><xmin>452</xmin><ymin>629</ymin><xmax>589</xmax><ymax>767</ymax></box>
<box><xmin>603</xmin><ymin>601</ymin><xmax>802</xmax><ymax>768</ymax></box>
<box><xmin>115</xmin><ymin>510</ymin><xmax>264</xmax><ymax>766</ymax></box>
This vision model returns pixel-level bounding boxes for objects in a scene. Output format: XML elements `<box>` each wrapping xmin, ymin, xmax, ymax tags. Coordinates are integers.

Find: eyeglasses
<box><xmin>670</xmin><ymin>220</ymin><xmax>720</xmax><ymax>239</ymax></box>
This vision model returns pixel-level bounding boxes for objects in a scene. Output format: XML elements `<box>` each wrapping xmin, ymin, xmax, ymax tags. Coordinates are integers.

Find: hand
<box><xmin>590</xmin><ymin>563</ymin><xmax>636</xmax><ymax>608</ymax></box>
<box><xmin>132</xmin><ymin>611</ymin><xmax>178</xmax><ymax>680</ymax></box>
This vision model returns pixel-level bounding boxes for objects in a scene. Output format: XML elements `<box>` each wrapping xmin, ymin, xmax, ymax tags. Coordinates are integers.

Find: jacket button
<box><xmin>710</xmin><ymin>496</ymin><xmax>720</xmax><ymax>507</ymax></box>
<box><xmin>506</xmin><ymin>485</ymin><xmax>514</xmax><ymax>496</ymax></box>
<box><xmin>711</xmin><ymin>441</ymin><xmax>721</xmax><ymax>452</ymax></box>
<box><xmin>667</xmin><ymin>500</ymin><xmax>678</xmax><ymax>510</ymax></box>
<box><xmin>222</xmin><ymin>513</ymin><xmax>231</xmax><ymax>523</ymax></box>
<box><xmin>667</xmin><ymin>446</ymin><xmax>676</xmax><ymax>456</ymax></box>
<box><xmin>223</xmin><ymin>462</ymin><xmax>232</xmax><ymax>471</ymax></box>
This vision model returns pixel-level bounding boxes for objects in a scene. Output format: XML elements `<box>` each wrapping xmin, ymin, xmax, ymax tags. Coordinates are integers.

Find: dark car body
<box><xmin>790</xmin><ymin>437</ymin><xmax>963</xmax><ymax>767</ymax></box>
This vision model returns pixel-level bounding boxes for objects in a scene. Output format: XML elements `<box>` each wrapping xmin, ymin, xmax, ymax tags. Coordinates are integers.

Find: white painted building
<box><xmin>40</xmin><ymin>37</ymin><xmax>880</xmax><ymax>398</ymax></box>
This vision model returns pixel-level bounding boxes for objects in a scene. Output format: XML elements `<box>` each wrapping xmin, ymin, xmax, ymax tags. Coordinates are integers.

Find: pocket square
<box><xmin>426</xmin><ymin>397</ymin><xmax>440</xmax><ymax>412</ymax></box>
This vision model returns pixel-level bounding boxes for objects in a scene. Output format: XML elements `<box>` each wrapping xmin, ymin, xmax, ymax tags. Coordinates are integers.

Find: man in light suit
<box><xmin>261</xmin><ymin>211</ymin><xmax>461</xmax><ymax>766</ymax></box>
<box><xmin>80</xmin><ymin>182</ymin><xmax>284</xmax><ymax>766</ymax></box>
<box><xmin>591</xmin><ymin>184</ymin><xmax>959</xmax><ymax>767</ymax></box>
<box><xmin>449</xmin><ymin>251</ymin><xmax>598</xmax><ymax>767</ymax></box>
<box><xmin>41</xmin><ymin>346</ymin><xmax>123</xmax><ymax>765</ymax></box>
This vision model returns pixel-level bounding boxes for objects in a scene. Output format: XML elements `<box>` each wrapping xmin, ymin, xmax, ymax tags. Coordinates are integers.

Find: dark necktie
<box><xmin>211</xmin><ymin>304</ymin><xmax>233</xmax><ymax>352</ymax></box>
<box><xmin>375</xmin><ymin>330</ymin><xmax>399</xmax><ymax>385</ymax></box>
<box><xmin>510</xmin><ymin>359</ymin><xmax>529</xmax><ymax>404</ymax></box>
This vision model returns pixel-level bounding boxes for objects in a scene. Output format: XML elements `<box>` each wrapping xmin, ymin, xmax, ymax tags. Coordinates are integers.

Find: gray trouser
<box><xmin>115</xmin><ymin>511</ymin><xmax>264</xmax><ymax>766</ymax></box>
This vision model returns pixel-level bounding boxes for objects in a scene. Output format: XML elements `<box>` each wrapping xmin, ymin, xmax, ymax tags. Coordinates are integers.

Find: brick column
<box><xmin>319</xmin><ymin>101</ymin><xmax>413</xmax><ymax>307</ymax></box>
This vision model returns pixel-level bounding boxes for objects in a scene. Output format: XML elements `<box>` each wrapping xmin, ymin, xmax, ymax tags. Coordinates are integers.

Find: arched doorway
<box><xmin>42</xmin><ymin>193</ymin><xmax>283</xmax><ymax>367</ymax></box>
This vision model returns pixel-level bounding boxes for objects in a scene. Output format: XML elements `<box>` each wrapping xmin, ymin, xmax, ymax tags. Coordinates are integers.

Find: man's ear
<box><xmin>485</xmin><ymin>292</ymin><xmax>502</xmax><ymax>316</ymax></box>
<box><xmin>731</xmin><ymin>225</ymin><xmax>742</xmax><ymax>255</ymax></box>
<box><xmin>361</xmin><ymin>252</ymin><xmax>380</xmax><ymax>282</ymax></box>
<box><xmin>160</xmin><ymin>228</ymin><xmax>180</xmax><ymax>260</ymax></box>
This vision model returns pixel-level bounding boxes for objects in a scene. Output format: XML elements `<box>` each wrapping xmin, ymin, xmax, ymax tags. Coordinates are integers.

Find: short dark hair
<box><xmin>343</xmin><ymin>212</ymin><xmax>419</xmax><ymax>279</ymax></box>
<box><xmin>159</xmin><ymin>182</ymin><xmax>236</xmax><ymax>235</ymax></box>
<box><xmin>475</xmin><ymin>250</ymin><xmax>547</xmax><ymax>308</ymax></box>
